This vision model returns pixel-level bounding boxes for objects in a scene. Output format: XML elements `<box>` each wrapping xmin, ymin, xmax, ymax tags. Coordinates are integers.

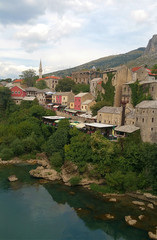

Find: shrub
<box><xmin>0</xmin><ymin>148</ymin><xmax>14</xmax><ymax>160</ymax></box>
<box><xmin>69</xmin><ymin>176</ymin><xmax>82</xmax><ymax>186</ymax></box>
<box><xmin>49</xmin><ymin>152</ymin><xmax>63</xmax><ymax>168</ymax></box>
<box><xmin>90</xmin><ymin>183</ymin><xmax>115</xmax><ymax>194</ymax></box>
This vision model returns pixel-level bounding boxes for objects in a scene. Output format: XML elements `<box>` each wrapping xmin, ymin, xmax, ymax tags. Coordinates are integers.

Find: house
<box><xmin>132</xmin><ymin>66</ymin><xmax>157</xmax><ymax>82</ymax></box>
<box><xmin>90</xmin><ymin>78</ymin><xmax>103</xmax><ymax>98</ymax></box>
<box><xmin>81</xmin><ymin>99</ymin><xmax>96</xmax><ymax>113</ymax></box>
<box><xmin>52</xmin><ymin>92</ymin><xmax>75</xmax><ymax>106</ymax></box>
<box><xmin>11</xmin><ymin>86</ymin><xmax>26</xmax><ymax>104</ymax></box>
<box><xmin>97</xmin><ymin>106</ymin><xmax>122</xmax><ymax>126</ymax></box>
<box><xmin>115</xmin><ymin>125</ymin><xmax>140</xmax><ymax>137</ymax></box>
<box><xmin>36</xmin><ymin>76</ymin><xmax>61</xmax><ymax>91</ymax></box>
<box><xmin>72</xmin><ymin>69</ymin><xmax>102</xmax><ymax>84</ymax></box>
<box><xmin>135</xmin><ymin>100</ymin><xmax>157</xmax><ymax>143</ymax></box>
<box><xmin>74</xmin><ymin>92</ymin><xmax>93</xmax><ymax>111</ymax></box>
<box><xmin>25</xmin><ymin>87</ymin><xmax>39</xmax><ymax>97</ymax></box>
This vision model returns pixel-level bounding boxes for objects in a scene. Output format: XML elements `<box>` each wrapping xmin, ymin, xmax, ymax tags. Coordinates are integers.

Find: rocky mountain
<box><xmin>45</xmin><ymin>35</ymin><xmax>157</xmax><ymax>77</ymax></box>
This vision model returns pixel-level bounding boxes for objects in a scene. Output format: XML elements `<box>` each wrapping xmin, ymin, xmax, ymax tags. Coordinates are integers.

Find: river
<box><xmin>0</xmin><ymin>164</ymin><xmax>152</xmax><ymax>240</ymax></box>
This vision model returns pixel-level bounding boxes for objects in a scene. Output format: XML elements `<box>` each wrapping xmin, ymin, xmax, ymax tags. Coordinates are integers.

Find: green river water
<box><xmin>0</xmin><ymin>164</ymin><xmax>155</xmax><ymax>240</ymax></box>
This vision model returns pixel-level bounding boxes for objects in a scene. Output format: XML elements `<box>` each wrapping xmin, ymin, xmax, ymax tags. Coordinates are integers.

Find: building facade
<box><xmin>97</xmin><ymin>106</ymin><xmax>122</xmax><ymax>125</ymax></box>
<box><xmin>74</xmin><ymin>92</ymin><xmax>93</xmax><ymax>110</ymax></box>
<box><xmin>72</xmin><ymin>70</ymin><xmax>102</xmax><ymax>84</ymax></box>
<box><xmin>135</xmin><ymin>100</ymin><xmax>157</xmax><ymax>143</ymax></box>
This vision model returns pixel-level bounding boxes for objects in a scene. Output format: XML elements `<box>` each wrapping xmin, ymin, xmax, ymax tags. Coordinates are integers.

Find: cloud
<box><xmin>14</xmin><ymin>13</ymin><xmax>84</xmax><ymax>52</ymax></box>
<box><xmin>131</xmin><ymin>9</ymin><xmax>149</xmax><ymax>23</ymax></box>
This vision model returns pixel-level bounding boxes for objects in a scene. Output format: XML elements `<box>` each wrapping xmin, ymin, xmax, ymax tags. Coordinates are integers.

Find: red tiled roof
<box><xmin>131</xmin><ymin>67</ymin><xmax>142</xmax><ymax>72</ymax></box>
<box><xmin>36</xmin><ymin>76</ymin><xmax>61</xmax><ymax>82</ymax></box>
<box><xmin>13</xmin><ymin>79</ymin><xmax>24</xmax><ymax>83</ymax></box>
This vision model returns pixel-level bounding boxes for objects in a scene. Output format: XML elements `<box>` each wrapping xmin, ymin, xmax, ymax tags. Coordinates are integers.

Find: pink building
<box><xmin>11</xmin><ymin>86</ymin><xmax>26</xmax><ymax>98</ymax></box>
<box><xmin>74</xmin><ymin>92</ymin><xmax>93</xmax><ymax>111</ymax></box>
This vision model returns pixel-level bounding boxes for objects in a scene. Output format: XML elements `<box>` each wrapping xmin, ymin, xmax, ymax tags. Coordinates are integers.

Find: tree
<box><xmin>72</xmin><ymin>83</ymin><xmax>90</xmax><ymax>94</ymax></box>
<box><xmin>20</xmin><ymin>69</ymin><xmax>37</xmax><ymax>87</ymax></box>
<box><xmin>90</xmin><ymin>101</ymin><xmax>105</xmax><ymax>116</ymax></box>
<box><xmin>0</xmin><ymin>87</ymin><xmax>16</xmax><ymax>118</ymax></box>
<box><xmin>35</xmin><ymin>80</ymin><xmax>47</xmax><ymax>89</ymax></box>
<box><xmin>55</xmin><ymin>78</ymin><xmax>75</xmax><ymax>92</ymax></box>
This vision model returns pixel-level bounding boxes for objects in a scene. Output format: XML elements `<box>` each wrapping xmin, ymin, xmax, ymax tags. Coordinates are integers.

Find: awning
<box><xmin>76</xmin><ymin>123</ymin><xmax>86</xmax><ymax>129</ymax></box>
<box><xmin>53</xmin><ymin>105</ymin><xmax>59</xmax><ymax>108</ymax></box>
<box><xmin>85</xmin><ymin>123</ymin><xmax>115</xmax><ymax>128</ymax></box>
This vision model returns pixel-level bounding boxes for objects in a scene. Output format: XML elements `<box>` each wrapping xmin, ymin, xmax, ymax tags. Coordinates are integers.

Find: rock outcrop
<box><xmin>61</xmin><ymin>161</ymin><xmax>79</xmax><ymax>185</ymax></box>
<box><xmin>8</xmin><ymin>175</ymin><xmax>18</xmax><ymax>182</ymax></box>
<box><xmin>148</xmin><ymin>229</ymin><xmax>157</xmax><ymax>240</ymax></box>
<box><xmin>144</xmin><ymin>35</ymin><xmax>157</xmax><ymax>55</ymax></box>
<box><xmin>29</xmin><ymin>166</ymin><xmax>61</xmax><ymax>181</ymax></box>
<box><xmin>125</xmin><ymin>216</ymin><xmax>137</xmax><ymax>226</ymax></box>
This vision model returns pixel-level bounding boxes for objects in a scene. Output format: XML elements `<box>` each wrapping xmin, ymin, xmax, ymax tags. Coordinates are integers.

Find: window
<box><xmin>142</xmin><ymin>118</ymin><xmax>144</xmax><ymax>123</ymax></box>
<box><xmin>15</xmin><ymin>91</ymin><xmax>17</xmax><ymax>94</ymax></box>
<box><xmin>18</xmin><ymin>91</ymin><xmax>20</xmax><ymax>94</ymax></box>
<box><xmin>152</xmin><ymin>87</ymin><xmax>154</xmax><ymax>91</ymax></box>
<box><xmin>151</xmin><ymin>128</ymin><xmax>153</xmax><ymax>131</ymax></box>
<box><xmin>152</xmin><ymin>118</ymin><xmax>154</xmax><ymax>123</ymax></box>
<box><xmin>136</xmin><ymin>117</ymin><xmax>138</xmax><ymax>121</ymax></box>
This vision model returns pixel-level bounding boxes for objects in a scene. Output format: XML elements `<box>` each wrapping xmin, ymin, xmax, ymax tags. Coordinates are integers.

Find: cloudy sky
<box><xmin>0</xmin><ymin>0</ymin><xmax>157</xmax><ymax>79</ymax></box>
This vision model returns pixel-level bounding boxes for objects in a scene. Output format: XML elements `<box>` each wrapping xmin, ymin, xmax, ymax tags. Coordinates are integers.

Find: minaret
<box><xmin>39</xmin><ymin>59</ymin><xmax>43</xmax><ymax>79</ymax></box>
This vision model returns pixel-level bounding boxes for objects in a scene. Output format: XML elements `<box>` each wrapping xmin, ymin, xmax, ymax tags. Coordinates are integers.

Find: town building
<box><xmin>52</xmin><ymin>92</ymin><xmax>75</xmax><ymax>106</ymax></box>
<box><xmin>11</xmin><ymin>86</ymin><xmax>26</xmax><ymax>104</ymax></box>
<box><xmin>90</xmin><ymin>78</ymin><xmax>103</xmax><ymax>98</ymax></box>
<box><xmin>74</xmin><ymin>92</ymin><xmax>93</xmax><ymax>111</ymax></box>
<box><xmin>81</xmin><ymin>99</ymin><xmax>96</xmax><ymax>113</ymax></box>
<box><xmin>97</xmin><ymin>106</ymin><xmax>122</xmax><ymax>125</ymax></box>
<box><xmin>135</xmin><ymin>100</ymin><xmax>157</xmax><ymax>143</ymax></box>
<box><xmin>36</xmin><ymin>76</ymin><xmax>61</xmax><ymax>91</ymax></box>
<box><xmin>25</xmin><ymin>87</ymin><xmax>39</xmax><ymax>97</ymax></box>
<box><xmin>72</xmin><ymin>69</ymin><xmax>102</xmax><ymax>84</ymax></box>
<box><xmin>102</xmin><ymin>65</ymin><xmax>132</xmax><ymax>107</ymax></box>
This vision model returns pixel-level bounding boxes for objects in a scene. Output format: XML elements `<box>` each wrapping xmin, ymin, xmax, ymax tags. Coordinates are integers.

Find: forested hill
<box><xmin>45</xmin><ymin>47</ymin><xmax>145</xmax><ymax>77</ymax></box>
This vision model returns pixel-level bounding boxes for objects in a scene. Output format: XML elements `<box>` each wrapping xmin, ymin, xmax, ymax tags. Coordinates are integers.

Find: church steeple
<box><xmin>39</xmin><ymin>59</ymin><xmax>42</xmax><ymax>79</ymax></box>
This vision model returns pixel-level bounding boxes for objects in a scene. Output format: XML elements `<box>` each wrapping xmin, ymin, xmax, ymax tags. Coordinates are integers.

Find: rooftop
<box><xmin>82</xmin><ymin>99</ymin><xmax>94</xmax><ymax>105</ymax></box>
<box><xmin>75</xmin><ymin>92</ymin><xmax>89</xmax><ymax>97</ymax></box>
<box><xmin>54</xmin><ymin>92</ymin><xmax>74</xmax><ymax>96</ymax></box>
<box><xmin>85</xmin><ymin>123</ymin><xmax>115</xmax><ymax>128</ymax></box>
<box><xmin>115</xmin><ymin>125</ymin><xmax>140</xmax><ymax>133</ymax></box>
<box><xmin>136</xmin><ymin>100</ymin><xmax>157</xmax><ymax>109</ymax></box>
<box><xmin>25</xmin><ymin>87</ymin><xmax>39</xmax><ymax>92</ymax></box>
<box><xmin>98</xmin><ymin>106</ymin><xmax>122</xmax><ymax>114</ymax></box>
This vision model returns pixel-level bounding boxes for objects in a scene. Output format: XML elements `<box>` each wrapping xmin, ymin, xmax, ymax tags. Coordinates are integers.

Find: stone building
<box><xmin>135</xmin><ymin>100</ymin><xmax>157</xmax><ymax>143</ymax></box>
<box><xmin>122</xmin><ymin>80</ymin><xmax>157</xmax><ymax>108</ymax></box>
<box><xmin>102</xmin><ymin>65</ymin><xmax>132</xmax><ymax>107</ymax></box>
<box><xmin>97</xmin><ymin>106</ymin><xmax>122</xmax><ymax>125</ymax></box>
<box><xmin>72</xmin><ymin>70</ymin><xmax>102</xmax><ymax>84</ymax></box>
<box><xmin>25</xmin><ymin>87</ymin><xmax>39</xmax><ymax>97</ymax></box>
<box><xmin>81</xmin><ymin>99</ymin><xmax>96</xmax><ymax>113</ymax></box>
<box><xmin>90</xmin><ymin>78</ymin><xmax>103</xmax><ymax>98</ymax></box>
<box><xmin>36</xmin><ymin>76</ymin><xmax>61</xmax><ymax>91</ymax></box>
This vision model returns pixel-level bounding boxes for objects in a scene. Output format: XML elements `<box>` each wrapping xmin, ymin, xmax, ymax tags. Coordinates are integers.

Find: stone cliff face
<box><xmin>144</xmin><ymin>34</ymin><xmax>157</xmax><ymax>55</ymax></box>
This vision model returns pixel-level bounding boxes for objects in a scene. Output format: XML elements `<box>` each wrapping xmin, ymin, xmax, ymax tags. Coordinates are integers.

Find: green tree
<box><xmin>55</xmin><ymin>78</ymin><xmax>75</xmax><ymax>92</ymax></box>
<box><xmin>35</xmin><ymin>80</ymin><xmax>48</xmax><ymax>89</ymax></box>
<box><xmin>72</xmin><ymin>83</ymin><xmax>90</xmax><ymax>94</ymax></box>
<box><xmin>91</xmin><ymin>101</ymin><xmax>105</xmax><ymax>116</ymax></box>
<box><xmin>20</xmin><ymin>69</ymin><xmax>37</xmax><ymax>87</ymax></box>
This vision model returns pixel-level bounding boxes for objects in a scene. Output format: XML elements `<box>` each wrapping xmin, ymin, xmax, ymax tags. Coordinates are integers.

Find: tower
<box><xmin>39</xmin><ymin>60</ymin><xmax>43</xmax><ymax>79</ymax></box>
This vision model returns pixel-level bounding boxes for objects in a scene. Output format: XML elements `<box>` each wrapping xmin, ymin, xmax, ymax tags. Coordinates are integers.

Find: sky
<box><xmin>0</xmin><ymin>0</ymin><xmax>157</xmax><ymax>79</ymax></box>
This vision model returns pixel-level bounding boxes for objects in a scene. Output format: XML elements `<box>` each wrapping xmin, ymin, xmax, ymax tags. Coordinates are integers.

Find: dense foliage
<box><xmin>55</xmin><ymin>77</ymin><xmax>90</xmax><ymax>94</ymax></box>
<box><xmin>129</xmin><ymin>80</ymin><xmax>152</xmax><ymax>107</ymax></box>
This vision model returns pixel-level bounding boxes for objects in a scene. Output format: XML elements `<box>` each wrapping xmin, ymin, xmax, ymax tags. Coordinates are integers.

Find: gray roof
<box><xmin>115</xmin><ymin>125</ymin><xmax>140</xmax><ymax>133</ymax></box>
<box><xmin>54</xmin><ymin>92</ymin><xmax>74</xmax><ymax>96</ymax></box>
<box><xmin>75</xmin><ymin>92</ymin><xmax>89</xmax><ymax>97</ymax></box>
<box><xmin>25</xmin><ymin>87</ymin><xmax>39</xmax><ymax>92</ymax></box>
<box><xmin>135</xmin><ymin>100</ymin><xmax>157</xmax><ymax>109</ymax></box>
<box><xmin>82</xmin><ymin>99</ymin><xmax>93</xmax><ymax>105</ymax></box>
<box><xmin>98</xmin><ymin>106</ymin><xmax>122</xmax><ymax>114</ymax></box>
<box><xmin>85</xmin><ymin>123</ymin><xmax>115</xmax><ymax>128</ymax></box>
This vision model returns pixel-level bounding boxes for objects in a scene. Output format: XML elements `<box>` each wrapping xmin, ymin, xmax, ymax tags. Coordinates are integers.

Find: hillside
<box><xmin>44</xmin><ymin>48</ymin><xmax>145</xmax><ymax>77</ymax></box>
<box><xmin>44</xmin><ymin>35</ymin><xmax>157</xmax><ymax>77</ymax></box>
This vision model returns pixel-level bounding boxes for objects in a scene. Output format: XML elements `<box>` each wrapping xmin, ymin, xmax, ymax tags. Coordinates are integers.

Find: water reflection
<box><xmin>0</xmin><ymin>165</ymin><xmax>151</xmax><ymax>240</ymax></box>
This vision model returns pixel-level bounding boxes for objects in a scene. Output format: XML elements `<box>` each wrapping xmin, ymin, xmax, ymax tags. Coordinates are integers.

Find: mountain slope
<box><xmin>45</xmin><ymin>47</ymin><xmax>145</xmax><ymax>77</ymax></box>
